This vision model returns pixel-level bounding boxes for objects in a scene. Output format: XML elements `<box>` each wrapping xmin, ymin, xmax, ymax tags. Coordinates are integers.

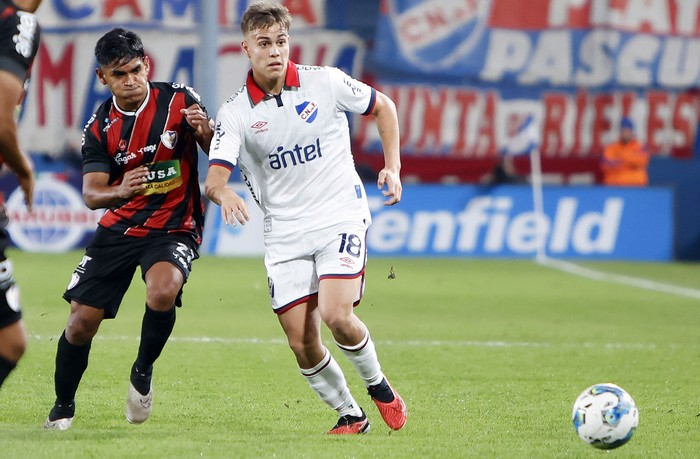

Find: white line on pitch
<box><xmin>30</xmin><ymin>334</ymin><xmax>679</xmax><ymax>350</ymax></box>
<box><xmin>538</xmin><ymin>257</ymin><xmax>700</xmax><ymax>301</ymax></box>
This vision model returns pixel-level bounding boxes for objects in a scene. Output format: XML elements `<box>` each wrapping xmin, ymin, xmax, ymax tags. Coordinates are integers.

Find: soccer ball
<box><xmin>572</xmin><ymin>383</ymin><xmax>639</xmax><ymax>449</ymax></box>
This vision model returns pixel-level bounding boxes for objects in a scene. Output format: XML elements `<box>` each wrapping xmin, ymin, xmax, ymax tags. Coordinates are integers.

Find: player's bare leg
<box><xmin>319</xmin><ymin>277</ymin><xmax>407</xmax><ymax>431</ymax></box>
<box><xmin>0</xmin><ymin>258</ymin><xmax>27</xmax><ymax>389</ymax></box>
<box><xmin>0</xmin><ymin>320</ymin><xmax>27</xmax><ymax>388</ymax></box>
<box><xmin>279</xmin><ymin>299</ymin><xmax>369</xmax><ymax>434</ymax></box>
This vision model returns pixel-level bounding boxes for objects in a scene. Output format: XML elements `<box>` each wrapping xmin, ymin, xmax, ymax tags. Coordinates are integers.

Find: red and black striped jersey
<box><xmin>82</xmin><ymin>82</ymin><xmax>206</xmax><ymax>241</ymax></box>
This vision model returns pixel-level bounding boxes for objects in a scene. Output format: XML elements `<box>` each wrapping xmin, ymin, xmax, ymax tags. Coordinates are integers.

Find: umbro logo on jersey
<box><xmin>295</xmin><ymin>101</ymin><xmax>318</xmax><ymax>123</ymax></box>
<box><xmin>251</xmin><ymin>121</ymin><xmax>268</xmax><ymax>134</ymax></box>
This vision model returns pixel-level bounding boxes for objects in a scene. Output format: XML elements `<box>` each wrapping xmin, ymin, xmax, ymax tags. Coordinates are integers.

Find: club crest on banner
<box><xmin>387</xmin><ymin>0</ymin><xmax>492</xmax><ymax>71</ymax></box>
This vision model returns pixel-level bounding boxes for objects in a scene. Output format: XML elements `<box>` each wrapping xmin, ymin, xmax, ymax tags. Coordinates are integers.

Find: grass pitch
<box><xmin>0</xmin><ymin>250</ymin><xmax>698</xmax><ymax>458</ymax></box>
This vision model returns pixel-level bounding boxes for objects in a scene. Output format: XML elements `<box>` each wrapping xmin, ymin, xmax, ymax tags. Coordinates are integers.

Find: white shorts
<box><xmin>264</xmin><ymin>220</ymin><xmax>368</xmax><ymax>314</ymax></box>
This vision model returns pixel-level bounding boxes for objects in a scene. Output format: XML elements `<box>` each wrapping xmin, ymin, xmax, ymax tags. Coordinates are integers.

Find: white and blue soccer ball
<box><xmin>572</xmin><ymin>383</ymin><xmax>639</xmax><ymax>449</ymax></box>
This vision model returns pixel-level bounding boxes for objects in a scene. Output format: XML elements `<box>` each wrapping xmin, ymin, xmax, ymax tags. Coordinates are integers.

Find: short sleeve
<box><xmin>81</xmin><ymin>114</ymin><xmax>110</xmax><ymax>175</ymax></box>
<box><xmin>327</xmin><ymin>67</ymin><xmax>376</xmax><ymax>116</ymax></box>
<box><xmin>209</xmin><ymin>104</ymin><xmax>242</xmax><ymax>171</ymax></box>
<box><xmin>183</xmin><ymin>85</ymin><xmax>207</xmax><ymax>115</ymax></box>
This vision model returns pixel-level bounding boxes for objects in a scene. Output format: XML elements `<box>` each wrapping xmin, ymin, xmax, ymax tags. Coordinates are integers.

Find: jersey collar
<box><xmin>246</xmin><ymin>61</ymin><xmax>300</xmax><ymax>106</ymax></box>
<box><xmin>112</xmin><ymin>83</ymin><xmax>151</xmax><ymax>116</ymax></box>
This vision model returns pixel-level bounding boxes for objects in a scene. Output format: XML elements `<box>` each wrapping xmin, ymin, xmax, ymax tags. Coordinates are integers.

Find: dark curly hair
<box><xmin>94</xmin><ymin>27</ymin><xmax>145</xmax><ymax>67</ymax></box>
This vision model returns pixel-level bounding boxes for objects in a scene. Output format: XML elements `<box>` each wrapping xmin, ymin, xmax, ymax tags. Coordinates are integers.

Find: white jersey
<box><xmin>209</xmin><ymin>62</ymin><xmax>375</xmax><ymax>237</ymax></box>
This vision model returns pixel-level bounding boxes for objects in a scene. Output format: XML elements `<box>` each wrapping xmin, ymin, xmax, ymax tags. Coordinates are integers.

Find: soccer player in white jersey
<box><xmin>205</xmin><ymin>1</ymin><xmax>406</xmax><ymax>435</ymax></box>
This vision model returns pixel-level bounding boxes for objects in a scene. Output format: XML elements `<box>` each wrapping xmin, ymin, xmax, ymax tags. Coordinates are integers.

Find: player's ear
<box><xmin>143</xmin><ymin>56</ymin><xmax>151</xmax><ymax>72</ymax></box>
<box><xmin>95</xmin><ymin>68</ymin><xmax>106</xmax><ymax>85</ymax></box>
<box><xmin>242</xmin><ymin>41</ymin><xmax>251</xmax><ymax>58</ymax></box>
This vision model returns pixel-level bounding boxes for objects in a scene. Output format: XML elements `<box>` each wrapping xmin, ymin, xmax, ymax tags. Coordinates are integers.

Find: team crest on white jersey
<box><xmin>295</xmin><ymin>101</ymin><xmax>318</xmax><ymax>123</ymax></box>
<box><xmin>161</xmin><ymin>130</ymin><xmax>177</xmax><ymax>149</ymax></box>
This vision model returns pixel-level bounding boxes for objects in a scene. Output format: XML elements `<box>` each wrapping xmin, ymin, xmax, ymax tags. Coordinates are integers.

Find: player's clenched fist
<box><xmin>117</xmin><ymin>165</ymin><xmax>149</xmax><ymax>199</ymax></box>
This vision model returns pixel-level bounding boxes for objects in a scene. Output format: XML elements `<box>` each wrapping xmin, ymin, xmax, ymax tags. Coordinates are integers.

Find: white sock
<box><xmin>300</xmin><ymin>348</ymin><xmax>362</xmax><ymax>417</ymax></box>
<box><xmin>336</xmin><ymin>328</ymin><xmax>385</xmax><ymax>387</ymax></box>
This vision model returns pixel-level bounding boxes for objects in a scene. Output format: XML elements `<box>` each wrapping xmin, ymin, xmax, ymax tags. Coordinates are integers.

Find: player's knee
<box><xmin>146</xmin><ymin>289</ymin><xmax>177</xmax><ymax>311</ymax></box>
<box><xmin>286</xmin><ymin>336</ymin><xmax>307</xmax><ymax>356</ymax></box>
<box><xmin>287</xmin><ymin>334</ymin><xmax>320</xmax><ymax>359</ymax></box>
<box><xmin>65</xmin><ymin>311</ymin><xmax>101</xmax><ymax>344</ymax></box>
<box><xmin>11</xmin><ymin>338</ymin><xmax>27</xmax><ymax>361</ymax></box>
<box><xmin>1</xmin><ymin>330</ymin><xmax>27</xmax><ymax>361</ymax></box>
<box><xmin>146</xmin><ymin>280</ymin><xmax>180</xmax><ymax>311</ymax></box>
<box><xmin>320</xmin><ymin>310</ymin><xmax>353</xmax><ymax>336</ymax></box>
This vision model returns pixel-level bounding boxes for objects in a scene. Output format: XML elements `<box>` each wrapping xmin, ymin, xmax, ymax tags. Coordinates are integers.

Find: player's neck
<box><xmin>115</xmin><ymin>97</ymin><xmax>146</xmax><ymax>113</ymax></box>
<box><xmin>252</xmin><ymin>71</ymin><xmax>285</xmax><ymax>96</ymax></box>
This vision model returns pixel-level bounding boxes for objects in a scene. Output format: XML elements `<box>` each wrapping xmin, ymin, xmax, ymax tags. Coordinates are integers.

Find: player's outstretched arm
<box><xmin>0</xmin><ymin>71</ymin><xmax>35</xmax><ymax>210</ymax></box>
<box><xmin>371</xmin><ymin>90</ymin><xmax>402</xmax><ymax>206</ymax></box>
<box><xmin>204</xmin><ymin>165</ymin><xmax>250</xmax><ymax>226</ymax></box>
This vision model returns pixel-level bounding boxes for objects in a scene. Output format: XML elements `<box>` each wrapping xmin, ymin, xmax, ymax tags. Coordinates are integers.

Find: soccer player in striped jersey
<box><xmin>44</xmin><ymin>28</ymin><xmax>213</xmax><ymax>430</ymax></box>
<box><xmin>0</xmin><ymin>0</ymin><xmax>41</xmax><ymax>391</ymax></box>
<box><xmin>205</xmin><ymin>2</ymin><xmax>406</xmax><ymax>434</ymax></box>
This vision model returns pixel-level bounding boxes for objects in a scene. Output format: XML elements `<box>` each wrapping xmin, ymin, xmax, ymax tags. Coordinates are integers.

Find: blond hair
<box><xmin>240</xmin><ymin>1</ymin><xmax>292</xmax><ymax>36</ymax></box>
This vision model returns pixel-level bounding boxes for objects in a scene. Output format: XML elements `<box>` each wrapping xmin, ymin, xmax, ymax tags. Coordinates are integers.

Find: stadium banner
<box><xmin>200</xmin><ymin>183</ymin><xmax>673</xmax><ymax>260</ymax></box>
<box><xmin>19</xmin><ymin>0</ymin><xmax>361</xmax><ymax>157</ymax></box>
<box><xmin>4</xmin><ymin>174</ymin><xmax>104</xmax><ymax>253</ymax></box>
<box><xmin>36</xmin><ymin>0</ymin><xmax>325</xmax><ymax>29</ymax></box>
<box><xmin>363</xmin><ymin>184</ymin><xmax>673</xmax><ymax>260</ymax></box>
<box><xmin>367</xmin><ymin>0</ymin><xmax>700</xmax><ymax>160</ymax></box>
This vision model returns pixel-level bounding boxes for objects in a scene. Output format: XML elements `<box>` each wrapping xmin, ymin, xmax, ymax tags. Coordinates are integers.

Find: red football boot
<box><xmin>327</xmin><ymin>409</ymin><xmax>371</xmax><ymax>435</ymax></box>
<box><xmin>368</xmin><ymin>378</ymin><xmax>407</xmax><ymax>430</ymax></box>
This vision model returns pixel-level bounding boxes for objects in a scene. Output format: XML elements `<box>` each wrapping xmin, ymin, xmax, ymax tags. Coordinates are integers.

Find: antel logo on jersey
<box><xmin>269</xmin><ymin>138</ymin><xmax>322</xmax><ymax>170</ymax></box>
<box><xmin>295</xmin><ymin>101</ymin><xmax>318</xmax><ymax>123</ymax></box>
<box><xmin>6</xmin><ymin>177</ymin><xmax>104</xmax><ymax>253</ymax></box>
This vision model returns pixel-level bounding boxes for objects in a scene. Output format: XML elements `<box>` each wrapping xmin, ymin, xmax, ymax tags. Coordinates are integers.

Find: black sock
<box><xmin>367</xmin><ymin>378</ymin><xmax>395</xmax><ymax>403</ymax></box>
<box><xmin>132</xmin><ymin>305</ymin><xmax>176</xmax><ymax>395</ymax></box>
<box><xmin>0</xmin><ymin>354</ymin><xmax>17</xmax><ymax>389</ymax></box>
<box><xmin>54</xmin><ymin>330</ymin><xmax>91</xmax><ymax>406</ymax></box>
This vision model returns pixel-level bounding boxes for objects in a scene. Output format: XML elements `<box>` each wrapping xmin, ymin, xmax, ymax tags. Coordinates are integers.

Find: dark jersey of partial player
<box><xmin>82</xmin><ymin>82</ymin><xmax>205</xmax><ymax>241</ymax></box>
<box><xmin>0</xmin><ymin>0</ymin><xmax>41</xmax><ymax>88</ymax></box>
<box><xmin>0</xmin><ymin>1</ymin><xmax>40</xmax><ymax>199</ymax></box>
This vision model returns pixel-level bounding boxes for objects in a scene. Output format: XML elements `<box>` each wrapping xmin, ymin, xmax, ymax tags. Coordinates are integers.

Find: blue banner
<box><xmin>365</xmin><ymin>184</ymin><xmax>673</xmax><ymax>260</ymax></box>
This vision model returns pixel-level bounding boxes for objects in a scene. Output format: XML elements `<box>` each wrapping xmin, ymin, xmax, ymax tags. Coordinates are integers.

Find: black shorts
<box><xmin>0</xmin><ymin>202</ymin><xmax>19</xmax><ymax>327</ymax></box>
<box><xmin>63</xmin><ymin>226</ymin><xmax>200</xmax><ymax>319</ymax></box>
<box><xmin>0</xmin><ymin>203</ymin><xmax>10</xmax><ymax>259</ymax></box>
<box><xmin>0</xmin><ymin>284</ymin><xmax>21</xmax><ymax>328</ymax></box>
